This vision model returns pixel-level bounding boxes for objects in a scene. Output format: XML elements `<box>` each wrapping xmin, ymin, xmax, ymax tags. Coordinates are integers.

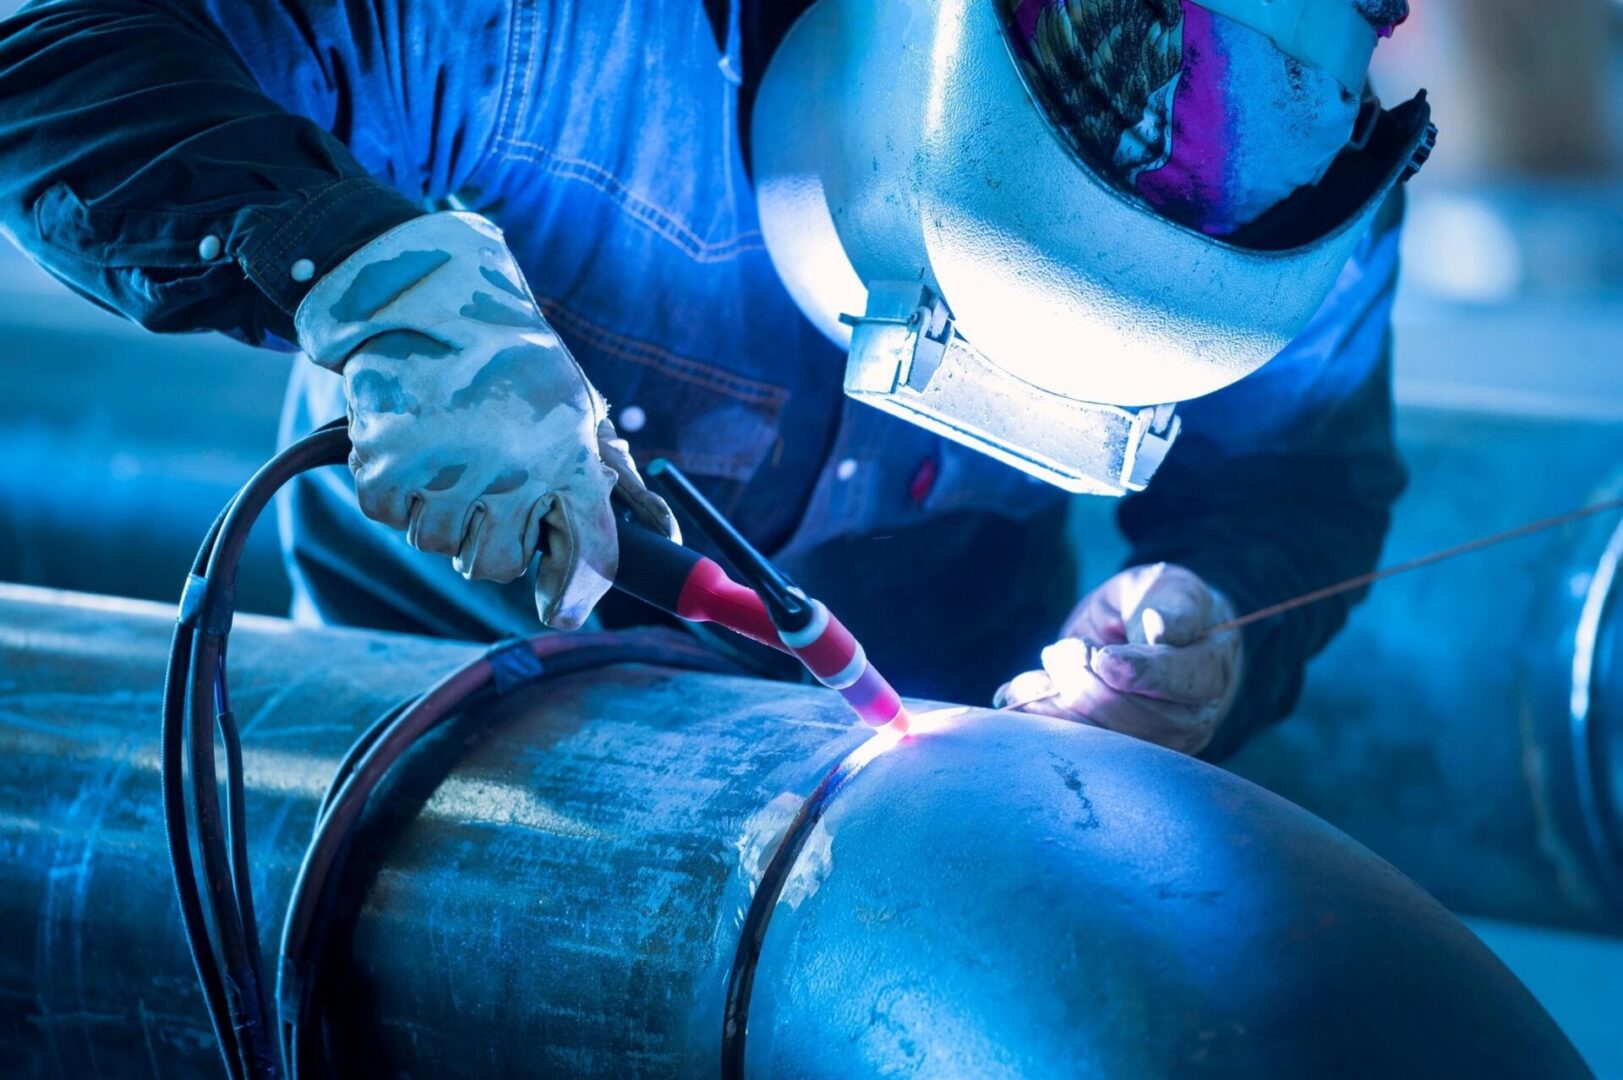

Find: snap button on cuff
<box><xmin>290</xmin><ymin>258</ymin><xmax>316</xmax><ymax>283</ymax></box>
<box><xmin>619</xmin><ymin>405</ymin><xmax>646</xmax><ymax>433</ymax></box>
<box><xmin>197</xmin><ymin>235</ymin><xmax>222</xmax><ymax>261</ymax></box>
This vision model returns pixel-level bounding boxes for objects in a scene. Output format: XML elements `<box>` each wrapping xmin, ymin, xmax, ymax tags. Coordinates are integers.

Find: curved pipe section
<box><xmin>0</xmin><ymin>585</ymin><xmax>1589</xmax><ymax>1077</ymax></box>
<box><xmin>1570</xmin><ymin>515</ymin><xmax>1623</xmax><ymax>910</ymax></box>
<box><xmin>3</xmin><ymin>352</ymin><xmax>1619</xmax><ymax>938</ymax></box>
<box><xmin>1224</xmin><ymin>422</ymin><xmax>1623</xmax><ymax>938</ymax></box>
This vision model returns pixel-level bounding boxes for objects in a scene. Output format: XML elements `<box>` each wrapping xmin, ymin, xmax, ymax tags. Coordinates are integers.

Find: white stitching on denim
<box><xmin>483</xmin><ymin>0</ymin><xmax>531</xmax><ymax>182</ymax></box>
<box><xmin>498</xmin><ymin>136</ymin><xmax>766</xmax><ymax>263</ymax></box>
<box><xmin>511</xmin><ymin>0</ymin><xmax>543</xmax><ymax>143</ymax></box>
<box><xmin>537</xmin><ymin>297</ymin><xmax>788</xmax><ymax>407</ymax></box>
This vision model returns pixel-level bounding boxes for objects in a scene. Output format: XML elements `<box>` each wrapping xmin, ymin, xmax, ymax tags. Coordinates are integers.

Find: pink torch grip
<box><xmin>780</xmin><ymin>602</ymin><xmax>908</xmax><ymax>731</ymax></box>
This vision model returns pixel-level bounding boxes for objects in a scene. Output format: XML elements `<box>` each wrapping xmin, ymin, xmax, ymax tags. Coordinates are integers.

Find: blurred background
<box><xmin>0</xmin><ymin>0</ymin><xmax>1620</xmax><ymax>1072</ymax></box>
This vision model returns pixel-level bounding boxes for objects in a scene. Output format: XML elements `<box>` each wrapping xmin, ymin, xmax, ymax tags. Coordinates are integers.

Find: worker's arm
<box><xmin>1112</xmin><ymin>195</ymin><xmax>1409</xmax><ymax>760</ymax></box>
<box><xmin>0</xmin><ymin>0</ymin><xmax>665</xmax><ymax>627</ymax></box>
<box><xmin>0</xmin><ymin>0</ymin><xmax>438</xmax><ymax>346</ymax></box>
<box><xmin>1000</xmin><ymin>195</ymin><xmax>1405</xmax><ymax>758</ymax></box>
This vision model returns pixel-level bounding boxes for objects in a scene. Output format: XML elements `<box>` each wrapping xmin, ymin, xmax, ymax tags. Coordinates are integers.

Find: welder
<box><xmin>0</xmin><ymin>0</ymin><xmax>1419</xmax><ymax>759</ymax></box>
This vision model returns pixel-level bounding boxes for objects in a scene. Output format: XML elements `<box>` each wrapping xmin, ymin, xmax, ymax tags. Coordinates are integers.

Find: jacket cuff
<box><xmin>293</xmin><ymin>210</ymin><xmax>516</xmax><ymax>368</ymax></box>
<box><xmin>241</xmin><ymin>177</ymin><xmax>424</xmax><ymax>336</ymax></box>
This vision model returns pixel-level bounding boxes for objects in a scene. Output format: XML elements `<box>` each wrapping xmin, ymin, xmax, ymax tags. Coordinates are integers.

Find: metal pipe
<box><xmin>1222</xmin><ymin>408</ymin><xmax>1623</xmax><ymax>935</ymax></box>
<box><xmin>3</xmin><ymin>335</ymin><xmax>1621</xmax><ymax>938</ymax></box>
<box><xmin>0</xmin><ymin>584</ymin><xmax>1587</xmax><ymax>1076</ymax></box>
<box><xmin>0</xmin><ymin>319</ymin><xmax>292</xmax><ymax>613</ymax></box>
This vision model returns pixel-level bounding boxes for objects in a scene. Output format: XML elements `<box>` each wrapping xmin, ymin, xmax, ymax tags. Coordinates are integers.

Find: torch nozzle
<box><xmin>647</xmin><ymin>458</ymin><xmax>908</xmax><ymax>730</ymax></box>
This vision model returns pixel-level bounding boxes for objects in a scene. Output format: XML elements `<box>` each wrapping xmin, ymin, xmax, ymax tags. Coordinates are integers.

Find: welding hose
<box><xmin>163</xmin><ymin>420</ymin><xmax>351</xmax><ymax>1080</ymax></box>
<box><xmin>163</xmin><ymin>423</ymin><xmax>642</xmax><ymax>1079</ymax></box>
<box><xmin>275</xmin><ymin>631</ymin><xmax>739</xmax><ymax>1077</ymax></box>
<box><xmin>169</xmin><ymin>420</ymin><xmax>906</xmax><ymax>1078</ymax></box>
<box><xmin>164</xmin><ymin>422</ymin><xmax>827</xmax><ymax>1079</ymax></box>
<box><xmin>195</xmin><ymin>425</ymin><xmax>355</xmax><ymax>1079</ymax></box>
<box><xmin>161</xmin><ymin>502</ymin><xmax>244</xmax><ymax>1076</ymax></box>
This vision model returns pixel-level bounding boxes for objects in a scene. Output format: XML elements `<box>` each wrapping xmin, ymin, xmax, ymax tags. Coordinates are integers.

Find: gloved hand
<box><xmin>295</xmin><ymin>211</ymin><xmax>675</xmax><ymax>629</ymax></box>
<box><xmin>995</xmin><ymin>563</ymin><xmax>1244</xmax><ymax>755</ymax></box>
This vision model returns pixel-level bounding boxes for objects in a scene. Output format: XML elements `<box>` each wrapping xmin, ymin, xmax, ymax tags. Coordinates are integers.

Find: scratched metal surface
<box><xmin>0</xmin><ymin>583</ymin><xmax>1593</xmax><ymax>1077</ymax></box>
<box><xmin>746</xmin><ymin>711</ymin><xmax>1590</xmax><ymax>1078</ymax></box>
<box><xmin>0</xmin><ymin>586</ymin><xmax>475</xmax><ymax>1076</ymax></box>
<box><xmin>0</xmin><ymin>584</ymin><xmax>870</xmax><ymax>1078</ymax></box>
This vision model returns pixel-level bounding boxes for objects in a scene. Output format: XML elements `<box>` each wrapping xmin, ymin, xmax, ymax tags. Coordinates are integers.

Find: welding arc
<box><xmin>1205</xmin><ymin>495</ymin><xmax>1623</xmax><ymax>636</ymax></box>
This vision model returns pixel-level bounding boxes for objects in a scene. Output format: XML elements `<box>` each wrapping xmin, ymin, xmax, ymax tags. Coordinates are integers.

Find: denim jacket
<box><xmin>0</xmin><ymin>0</ymin><xmax>1406</xmax><ymax>752</ymax></box>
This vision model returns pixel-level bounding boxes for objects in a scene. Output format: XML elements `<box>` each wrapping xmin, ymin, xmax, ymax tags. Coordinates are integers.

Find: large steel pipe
<box><xmin>0</xmin><ymin>300</ymin><xmax>292</xmax><ymax>613</ymax></box>
<box><xmin>6</xmin><ymin>326</ymin><xmax>1622</xmax><ymax>936</ymax></box>
<box><xmin>0</xmin><ymin>584</ymin><xmax>1587</xmax><ymax>1077</ymax></box>
<box><xmin>1226</xmin><ymin>409</ymin><xmax>1623</xmax><ymax>935</ymax></box>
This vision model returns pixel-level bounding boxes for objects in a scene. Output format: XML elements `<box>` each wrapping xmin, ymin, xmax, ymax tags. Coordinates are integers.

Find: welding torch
<box><xmin>612</xmin><ymin>460</ymin><xmax>910</xmax><ymax>734</ymax></box>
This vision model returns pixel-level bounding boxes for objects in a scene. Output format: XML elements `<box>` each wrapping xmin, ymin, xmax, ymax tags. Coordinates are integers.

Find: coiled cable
<box><xmin>163</xmin><ymin>423</ymin><xmax>739</xmax><ymax>1078</ymax></box>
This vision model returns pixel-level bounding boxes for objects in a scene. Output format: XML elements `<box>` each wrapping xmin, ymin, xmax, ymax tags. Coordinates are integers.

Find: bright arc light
<box><xmin>849</xmin><ymin>722</ymin><xmax>907</xmax><ymax>768</ymax></box>
<box><xmin>858</xmin><ymin>706</ymin><xmax>971</xmax><ymax>762</ymax></box>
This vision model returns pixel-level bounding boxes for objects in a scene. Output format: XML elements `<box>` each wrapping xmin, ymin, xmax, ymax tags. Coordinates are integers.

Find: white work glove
<box><xmin>995</xmin><ymin>563</ymin><xmax>1244</xmax><ymax>756</ymax></box>
<box><xmin>295</xmin><ymin>211</ymin><xmax>675</xmax><ymax>629</ymax></box>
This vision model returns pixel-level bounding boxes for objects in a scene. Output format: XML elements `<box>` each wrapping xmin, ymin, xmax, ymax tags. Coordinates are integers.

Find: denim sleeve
<box><xmin>0</xmin><ymin>0</ymin><xmax>484</xmax><ymax>347</ymax></box>
<box><xmin>1117</xmin><ymin>192</ymin><xmax>1409</xmax><ymax>760</ymax></box>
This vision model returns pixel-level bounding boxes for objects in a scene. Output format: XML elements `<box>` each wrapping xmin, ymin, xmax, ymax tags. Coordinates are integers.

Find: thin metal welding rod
<box><xmin>1205</xmin><ymin>495</ymin><xmax>1623</xmax><ymax>636</ymax></box>
<box><xmin>999</xmin><ymin>495</ymin><xmax>1623</xmax><ymax>713</ymax></box>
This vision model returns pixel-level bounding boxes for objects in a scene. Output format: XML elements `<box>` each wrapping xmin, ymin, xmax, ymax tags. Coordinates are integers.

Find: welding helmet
<box><xmin>751</xmin><ymin>0</ymin><xmax>1435</xmax><ymax>495</ymax></box>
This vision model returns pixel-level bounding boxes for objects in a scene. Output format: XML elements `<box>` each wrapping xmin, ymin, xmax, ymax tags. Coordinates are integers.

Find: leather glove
<box><xmin>995</xmin><ymin>563</ymin><xmax>1244</xmax><ymax>755</ymax></box>
<box><xmin>295</xmin><ymin>211</ymin><xmax>675</xmax><ymax>629</ymax></box>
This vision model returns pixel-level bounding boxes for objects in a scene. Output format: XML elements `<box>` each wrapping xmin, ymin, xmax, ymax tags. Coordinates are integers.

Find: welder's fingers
<box><xmin>529</xmin><ymin>466</ymin><xmax>620</xmax><ymax>630</ymax></box>
<box><xmin>1123</xmin><ymin>564</ymin><xmax>1212</xmax><ymax>646</ymax></box>
<box><xmin>595</xmin><ymin>418</ymin><xmax>680</xmax><ymax>542</ymax></box>
<box><xmin>996</xmin><ymin>670</ymin><xmax>1100</xmax><ymax>723</ymax></box>
<box><xmin>453</xmin><ymin>500</ymin><xmax>531</xmax><ymax>584</ymax></box>
<box><xmin>404</xmin><ymin>494</ymin><xmax>475</xmax><ymax>559</ymax></box>
<box><xmin>1046</xmin><ymin>662</ymin><xmax>1214</xmax><ymax>754</ymax></box>
<box><xmin>349</xmin><ymin>454</ymin><xmax>413</xmax><ymax>531</ymax></box>
<box><xmin>1062</xmin><ymin>588</ymin><xmax>1127</xmax><ymax>645</ymax></box>
<box><xmin>1090</xmin><ymin>639</ymin><xmax>1235</xmax><ymax>706</ymax></box>
<box><xmin>996</xmin><ymin>670</ymin><xmax>1062</xmax><ymax>712</ymax></box>
<box><xmin>1002</xmin><ymin>662</ymin><xmax>1214</xmax><ymax>752</ymax></box>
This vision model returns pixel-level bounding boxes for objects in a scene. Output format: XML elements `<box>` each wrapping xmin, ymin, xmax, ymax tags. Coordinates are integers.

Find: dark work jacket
<box><xmin>0</xmin><ymin>0</ymin><xmax>1407</xmax><ymax>756</ymax></box>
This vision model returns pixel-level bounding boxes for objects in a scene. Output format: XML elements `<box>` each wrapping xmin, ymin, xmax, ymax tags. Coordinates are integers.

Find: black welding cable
<box><xmin>176</xmin><ymin>423</ymin><xmax>351</xmax><ymax>1079</ymax></box>
<box><xmin>161</xmin><ymin>506</ymin><xmax>244</xmax><ymax>1078</ymax></box>
<box><xmin>216</xmin><ymin>650</ymin><xmax>260</xmax><ymax>959</ymax></box>
<box><xmin>172</xmin><ymin>420</ymin><xmax>744</xmax><ymax>1076</ymax></box>
<box><xmin>277</xmin><ymin>635</ymin><xmax>738</xmax><ymax>1076</ymax></box>
<box><xmin>160</xmin><ymin>420</ymin><xmax>348</xmax><ymax>1079</ymax></box>
<box><xmin>316</xmin><ymin>697</ymin><xmax>413</xmax><ymax>821</ymax></box>
<box><xmin>185</xmin><ymin>610</ymin><xmax>273</xmax><ymax>1079</ymax></box>
<box><xmin>199</xmin><ymin>439</ymin><xmax>345</xmax><ymax>1079</ymax></box>
<box><xmin>218</xmin><ymin>657</ymin><xmax>267</xmax><ymax>1052</ymax></box>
